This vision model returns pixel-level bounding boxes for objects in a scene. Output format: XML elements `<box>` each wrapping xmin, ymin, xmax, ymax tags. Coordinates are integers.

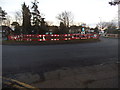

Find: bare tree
<box><xmin>97</xmin><ymin>21</ymin><xmax>117</xmax><ymax>30</ymax></box>
<box><xmin>97</xmin><ymin>22</ymin><xmax>108</xmax><ymax>30</ymax></box>
<box><xmin>46</xmin><ymin>21</ymin><xmax>53</xmax><ymax>26</ymax></box>
<box><xmin>56</xmin><ymin>11</ymin><xmax>73</xmax><ymax>27</ymax></box>
<box><xmin>14</xmin><ymin>11</ymin><xmax>22</xmax><ymax>25</ymax></box>
<box><xmin>3</xmin><ymin>15</ymin><xmax>12</xmax><ymax>26</ymax></box>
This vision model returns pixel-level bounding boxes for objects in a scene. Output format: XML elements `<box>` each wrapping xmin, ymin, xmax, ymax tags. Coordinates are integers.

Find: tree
<box><xmin>94</xmin><ymin>26</ymin><xmax>99</xmax><ymax>33</ymax></box>
<box><xmin>31</xmin><ymin>0</ymin><xmax>48</xmax><ymax>34</ymax></box>
<box><xmin>0</xmin><ymin>7</ymin><xmax>13</xmax><ymax>26</ymax></box>
<box><xmin>97</xmin><ymin>21</ymin><xmax>117</xmax><ymax>33</ymax></box>
<box><xmin>56</xmin><ymin>11</ymin><xmax>73</xmax><ymax>28</ymax></box>
<box><xmin>31</xmin><ymin>0</ymin><xmax>41</xmax><ymax>26</ymax></box>
<box><xmin>106</xmin><ymin>22</ymin><xmax>117</xmax><ymax>33</ymax></box>
<box><xmin>31</xmin><ymin>0</ymin><xmax>42</xmax><ymax>34</ymax></box>
<box><xmin>15</xmin><ymin>11</ymin><xmax>22</xmax><ymax>25</ymax></box>
<box><xmin>11</xmin><ymin>22</ymin><xmax>21</xmax><ymax>35</ymax></box>
<box><xmin>97</xmin><ymin>22</ymin><xmax>108</xmax><ymax>30</ymax></box>
<box><xmin>59</xmin><ymin>22</ymin><xmax>68</xmax><ymax>34</ymax></box>
<box><xmin>22</xmin><ymin>2</ymin><xmax>31</xmax><ymax>34</ymax></box>
<box><xmin>46</xmin><ymin>21</ymin><xmax>53</xmax><ymax>26</ymax></box>
<box><xmin>0</xmin><ymin>7</ymin><xmax>7</xmax><ymax>25</ymax></box>
<box><xmin>40</xmin><ymin>18</ymin><xmax>48</xmax><ymax>34</ymax></box>
<box><xmin>0</xmin><ymin>7</ymin><xmax>7</xmax><ymax>20</ymax></box>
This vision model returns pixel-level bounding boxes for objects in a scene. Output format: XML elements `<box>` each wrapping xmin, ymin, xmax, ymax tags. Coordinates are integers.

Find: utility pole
<box><xmin>109</xmin><ymin>0</ymin><xmax>120</xmax><ymax>28</ymax></box>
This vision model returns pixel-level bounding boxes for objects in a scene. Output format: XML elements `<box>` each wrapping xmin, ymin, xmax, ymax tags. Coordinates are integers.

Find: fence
<box><xmin>8</xmin><ymin>33</ymin><xmax>100</xmax><ymax>42</ymax></box>
<box><xmin>104</xmin><ymin>34</ymin><xmax>120</xmax><ymax>38</ymax></box>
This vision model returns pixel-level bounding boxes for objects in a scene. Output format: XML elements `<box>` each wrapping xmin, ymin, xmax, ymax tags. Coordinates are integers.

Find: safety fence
<box><xmin>8</xmin><ymin>33</ymin><xmax>100</xmax><ymax>42</ymax></box>
<box><xmin>104</xmin><ymin>34</ymin><xmax>120</xmax><ymax>38</ymax></box>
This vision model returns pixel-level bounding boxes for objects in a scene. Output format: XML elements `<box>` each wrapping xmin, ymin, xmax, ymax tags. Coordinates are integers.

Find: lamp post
<box><xmin>109</xmin><ymin>0</ymin><xmax>120</xmax><ymax>28</ymax></box>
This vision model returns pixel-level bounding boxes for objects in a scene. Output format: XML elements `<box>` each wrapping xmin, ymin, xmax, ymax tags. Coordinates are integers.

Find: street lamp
<box><xmin>109</xmin><ymin>0</ymin><xmax>120</xmax><ymax>28</ymax></box>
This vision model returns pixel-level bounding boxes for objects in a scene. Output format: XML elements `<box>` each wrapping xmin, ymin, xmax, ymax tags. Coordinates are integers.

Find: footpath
<box><xmin>32</xmin><ymin>62</ymin><xmax>118</xmax><ymax>88</ymax></box>
<box><xmin>13</xmin><ymin>60</ymin><xmax>119</xmax><ymax>88</ymax></box>
<box><xmin>2</xmin><ymin>59</ymin><xmax>118</xmax><ymax>89</ymax></box>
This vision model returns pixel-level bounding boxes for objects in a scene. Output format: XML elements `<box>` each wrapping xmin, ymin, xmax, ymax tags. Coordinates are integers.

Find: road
<box><xmin>2</xmin><ymin>37</ymin><xmax>118</xmax><ymax>76</ymax></box>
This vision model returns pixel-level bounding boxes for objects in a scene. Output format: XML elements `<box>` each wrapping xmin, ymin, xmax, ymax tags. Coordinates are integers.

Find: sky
<box><xmin>0</xmin><ymin>0</ymin><xmax>118</xmax><ymax>27</ymax></box>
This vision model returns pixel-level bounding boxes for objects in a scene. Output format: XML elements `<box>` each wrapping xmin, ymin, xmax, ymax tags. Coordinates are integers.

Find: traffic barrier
<box><xmin>8</xmin><ymin>33</ymin><xmax>100</xmax><ymax>41</ymax></box>
<box><xmin>105</xmin><ymin>34</ymin><xmax>119</xmax><ymax>38</ymax></box>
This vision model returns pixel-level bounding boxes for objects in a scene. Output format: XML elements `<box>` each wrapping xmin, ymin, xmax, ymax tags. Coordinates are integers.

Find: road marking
<box><xmin>1</xmin><ymin>76</ymin><xmax>40</xmax><ymax>89</ymax></box>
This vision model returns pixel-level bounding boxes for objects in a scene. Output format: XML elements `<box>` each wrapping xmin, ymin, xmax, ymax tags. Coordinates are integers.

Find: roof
<box><xmin>0</xmin><ymin>26</ymin><xmax>12</xmax><ymax>32</ymax></box>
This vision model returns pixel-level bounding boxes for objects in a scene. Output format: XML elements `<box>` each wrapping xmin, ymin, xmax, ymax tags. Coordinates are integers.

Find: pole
<box><xmin>118</xmin><ymin>4</ymin><xmax>120</xmax><ymax>28</ymax></box>
<box><xmin>109</xmin><ymin>0</ymin><xmax>120</xmax><ymax>28</ymax></box>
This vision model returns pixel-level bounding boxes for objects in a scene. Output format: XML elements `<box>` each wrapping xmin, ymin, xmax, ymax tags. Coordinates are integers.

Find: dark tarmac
<box><xmin>2</xmin><ymin>37</ymin><xmax>118</xmax><ymax>76</ymax></box>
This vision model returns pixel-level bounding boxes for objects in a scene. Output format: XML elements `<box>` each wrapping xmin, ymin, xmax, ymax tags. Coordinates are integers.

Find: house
<box><xmin>47</xmin><ymin>26</ymin><xmax>59</xmax><ymax>34</ymax></box>
<box><xmin>69</xmin><ymin>25</ymin><xmax>82</xmax><ymax>33</ymax></box>
<box><xmin>0</xmin><ymin>26</ymin><xmax>13</xmax><ymax>40</ymax></box>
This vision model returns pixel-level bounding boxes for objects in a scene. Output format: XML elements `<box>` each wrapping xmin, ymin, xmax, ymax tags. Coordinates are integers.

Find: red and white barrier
<box><xmin>8</xmin><ymin>33</ymin><xmax>100</xmax><ymax>41</ymax></box>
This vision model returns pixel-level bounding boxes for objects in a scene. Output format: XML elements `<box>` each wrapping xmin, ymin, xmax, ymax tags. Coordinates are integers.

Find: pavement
<box><xmin>10</xmin><ymin>61</ymin><xmax>118</xmax><ymax>88</ymax></box>
<box><xmin>39</xmin><ymin>62</ymin><xmax>118</xmax><ymax>88</ymax></box>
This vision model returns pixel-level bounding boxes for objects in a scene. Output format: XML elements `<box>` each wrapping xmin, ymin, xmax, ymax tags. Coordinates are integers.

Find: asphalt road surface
<box><xmin>2</xmin><ymin>37</ymin><xmax>118</xmax><ymax>76</ymax></box>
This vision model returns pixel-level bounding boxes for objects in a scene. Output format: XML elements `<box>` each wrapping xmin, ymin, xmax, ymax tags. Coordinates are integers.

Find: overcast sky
<box><xmin>0</xmin><ymin>0</ymin><xmax>118</xmax><ymax>27</ymax></box>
